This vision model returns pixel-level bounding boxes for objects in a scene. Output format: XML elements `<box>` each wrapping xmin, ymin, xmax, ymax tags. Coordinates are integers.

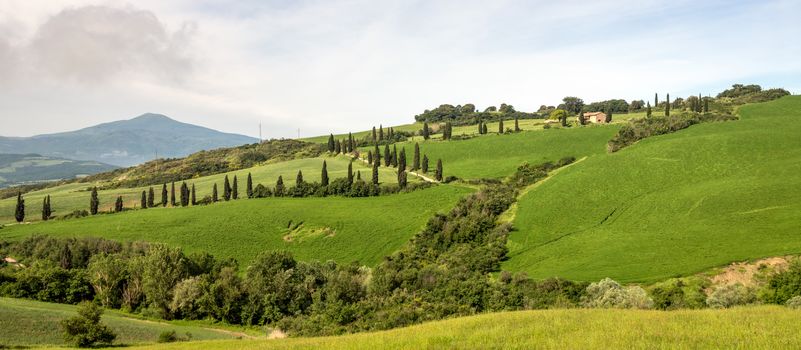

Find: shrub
<box><xmin>581</xmin><ymin>278</ymin><xmax>653</xmax><ymax>309</ymax></box>
<box><xmin>157</xmin><ymin>330</ymin><xmax>192</xmax><ymax>343</ymax></box>
<box><xmin>786</xmin><ymin>296</ymin><xmax>801</xmax><ymax>309</ymax></box>
<box><xmin>61</xmin><ymin>302</ymin><xmax>116</xmax><ymax>348</ymax></box>
<box><xmin>759</xmin><ymin>260</ymin><xmax>801</xmax><ymax>304</ymax></box>
<box><xmin>706</xmin><ymin>284</ymin><xmax>756</xmax><ymax>308</ymax></box>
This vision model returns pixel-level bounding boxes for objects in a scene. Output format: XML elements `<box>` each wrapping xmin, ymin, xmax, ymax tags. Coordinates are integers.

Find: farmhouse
<box><xmin>583</xmin><ymin>112</ymin><xmax>608</xmax><ymax>123</ymax></box>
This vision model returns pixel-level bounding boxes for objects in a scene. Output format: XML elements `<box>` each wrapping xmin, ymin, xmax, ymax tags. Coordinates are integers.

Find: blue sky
<box><xmin>1</xmin><ymin>0</ymin><xmax>799</xmax><ymax>138</ymax></box>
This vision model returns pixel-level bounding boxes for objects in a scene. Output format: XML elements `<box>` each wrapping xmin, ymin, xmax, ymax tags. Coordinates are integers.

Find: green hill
<box><xmin>0</xmin><ymin>297</ymin><xmax>248</xmax><ymax>347</ymax></box>
<box><xmin>504</xmin><ymin>96</ymin><xmax>801</xmax><ymax>282</ymax></box>
<box><xmin>125</xmin><ymin>306</ymin><xmax>801</xmax><ymax>349</ymax></box>
<box><xmin>0</xmin><ymin>153</ymin><xmax>117</xmax><ymax>188</ymax></box>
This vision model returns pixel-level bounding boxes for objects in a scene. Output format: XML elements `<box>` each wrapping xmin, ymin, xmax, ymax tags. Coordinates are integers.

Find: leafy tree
<box><xmin>665</xmin><ymin>93</ymin><xmax>671</xmax><ymax>116</ymax></box>
<box><xmin>577</xmin><ymin>112</ymin><xmax>586</xmax><ymax>125</ymax></box>
<box><xmin>296</xmin><ymin>170</ymin><xmax>304</xmax><ymax>185</ymax></box>
<box><xmin>161</xmin><ymin>184</ymin><xmax>168</xmax><ymax>207</ymax></box>
<box><xmin>499</xmin><ymin>103</ymin><xmax>515</xmax><ymax>114</ymax></box>
<box><xmin>60</xmin><ymin>302</ymin><xmax>116</xmax><ymax>347</ymax></box>
<box><xmin>398</xmin><ymin>147</ymin><xmax>406</xmax><ymax>171</ymax></box>
<box><xmin>560</xmin><ymin>96</ymin><xmax>584</xmax><ymax>115</ymax></box>
<box><xmin>88</xmin><ymin>254</ymin><xmax>127</xmax><ymax>308</ymax></box>
<box><xmin>275</xmin><ymin>176</ymin><xmax>284</xmax><ymax>197</ymax></box>
<box><xmin>550</xmin><ymin>109</ymin><xmax>569</xmax><ymax>126</ymax></box>
<box><xmin>498</xmin><ymin>119</ymin><xmax>504</xmax><ymax>133</ymax></box>
<box><xmin>232</xmin><ymin>176</ymin><xmax>239</xmax><ymax>200</ymax></box>
<box><xmin>383</xmin><ymin>145</ymin><xmax>391</xmax><ymax>166</ymax></box>
<box><xmin>148</xmin><ymin>187</ymin><xmax>155</xmax><ymax>208</ymax></box>
<box><xmin>15</xmin><ymin>192</ymin><xmax>25</xmax><ymax>222</ymax></box>
<box><xmin>435</xmin><ymin>159</ymin><xmax>443</xmax><ymax>181</ymax></box>
<box><xmin>413</xmin><ymin>143</ymin><xmax>420</xmax><ymax>171</ymax></box>
<box><xmin>327</xmin><ymin>134</ymin><xmax>335</xmax><ymax>153</ymax></box>
<box><xmin>141</xmin><ymin>191</ymin><xmax>147</xmax><ymax>209</ymax></box>
<box><xmin>170</xmin><ymin>182</ymin><xmax>176</xmax><ymax>206</ymax></box>
<box><xmin>143</xmin><ymin>245</ymin><xmax>189</xmax><ymax>318</ymax></box>
<box><xmin>212</xmin><ymin>183</ymin><xmax>218</xmax><ymax>202</ymax></box>
<box><xmin>478</xmin><ymin>122</ymin><xmax>483</xmax><ymax>134</ymax></box>
<box><xmin>398</xmin><ymin>170</ymin><xmax>407</xmax><ymax>188</ymax></box>
<box><xmin>223</xmin><ymin>176</ymin><xmax>231</xmax><ymax>201</ymax></box>
<box><xmin>422</xmin><ymin>122</ymin><xmax>430</xmax><ymax>140</ymax></box>
<box><xmin>247</xmin><ymin>173</ymin><xmax>253</xmax><ymax>198</ymax></box>
<box><xmin>347</xmin><ymin>161</ymin><xmax>353</xmax><ymax>184</ymax></box>
<box><xmin>372</xmin><ymin>160</ymin><xmax>379</xmax><ymax>185</ymax></box>
<box><xmin>90</xmin><ymin>187</ymin><xmax>99</xmax><ymax>215</ymax></box>
<box><xmin>321</xmin><ymin>160</ymin><xmax>329</xmax><ymax>186</ymax></box>
<box><xmin>422</xmin><ymin>154</ymin><xmax>429</xmax><ymax>173</ymax></box>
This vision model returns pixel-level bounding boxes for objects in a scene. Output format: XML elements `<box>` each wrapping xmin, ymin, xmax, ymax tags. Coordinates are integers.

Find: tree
<box><xmin>327</xmin><ymin>134</ymin><xmax>335</xmax><ymax>153</ymax></box>
<box><xmin>371</xmin><ymin>160</ymin><xmax>379</xmax><ymax>185</ymax></box>
<box><xmin>232</xmin><ymin>176</ymin><xmax>239</xmax><ymax>200</ymax></box>
<box><xmin>478</xmin><ymin>122</ymin><xmax>483</xmax><ymax>134</ymax></box>
<box><xmin>606</xmin><ymin>104</ymin><xmax>613</xmax><ymax>123</ymax></box>
<box><xmin>347</xmin><ymin>132</ymin><xmax>354</xmax><ymax>152</ymax></box>
<box><xmin>665</xmin><ymin>93</ymin><xmax>671</xmax><ymax>116</ymax></box>
<box><xmin>435</xmin><ymin>159</ymin><xmax>443</xmax><ymax>181</ymax></box>
<box><xmin>321</xmin><ymin>160</ymin><xmax>329</xmax><ymax>186</ymax></box>
<box><xmin>356</xmin><ymin>170</ymin><xmax>361</xmax><ymax>181</ymax></box>
<box><xmin>577</xmin><ymin>112</ymin><xmax>586</xmax><ymax>125</ymax></box>
<box><xmin>170</xmin><ymin>182</ymin><xmax>176</xmax><ymax>206</ymax></box>
<box><xmin>422</xmin><ymin>155</ymin><xmax>429</xmax><ymax>173</ymax></box>
<box><xmin>212</xmin><ymin>183</ymin><xmax>218</xmax><ymax>202</ymax></box>
<box><xmin>114</xmin><ymin>196</ymin><xmax>123</xmax><ymax>212</ymax></box>
<box><xmin>391</xmin><ymin>145</ymin><xmax>398</xmax><ymax>167</ymax></box>
<box><xmin>42</xmin><ymin>195</ymin><xmax>52</xmax><ymax>220</ymax></box>
<box><xmin>15</xmin><ymin>192</ymin><xmax>25</xmax><ymax>223</ymax></box>
<box><xmin>443</xmin><ymin>122</ymin><xmax>453</xmax><ymax>140</ymax></box>
<box><xmin>383</xmin><ymin>145</ymin><xmax>391</xmax><ymax>166</ymax></box>
<box><xmin>90</xmin><ymin>187</ymin><xmax>99</xmax><ymax>215</ymax></box>
<box><xmin>398</xmin><ymin>147</ymin><xmax>406</xmax><ymax>171</ymax></box>
<box><xmin>335</xmin><ymin>140</ymin><xmax>342</xmax><ymax>154</ymax></box>
<box><xmin>296</xmin><ymin>170</ymin><xmax>304</xmax><ymax>185</ymax></box>
<box><xmin>347</xmin><ymin>161</ymin><xmax>353</xmax><ymax>184</ymax></box>
<box><xmin>180</xmin><ymin>182</ymin><xmax>189</xmax><ymax>206</ymax></box>
<box><xmin>704</xmin><ymin>97</ymin><xmax>709</xmax><ymax>113</ymax></box>
<box><xmin>247</xmin><ymin>173</ymin><xmax>253</xmax><ymax>198</ymax></box>
<box><xmin>379</xmin><ymin>124</ymin><xmax>384</xmax><ymax>140</ymax></box>
<box><xmin>514</xmin><ymin>116</ymin><xmax>520</xmax><ymax>132</ymax></box>
<box><xmin>561</xmin><ymin>97</ymin><xmax>584</xmax><ymax>115</ymax></box>
<box><xmin>275</xmin><ymin>176</ymin><xmax>284</xmax><ymax>196</ymax></box>
<box><xmin>147</xmin><ymin>187</ymin><xmax>155</xmax><ymax>208</ymax></box>
<box><xmin>223</xmin><ymin>176</ymin><xmax>231</xmax><ymax>201</ymax></box>
<box><xmin>646</xmin><ymin>102</ymin><xmax>652</xmax><ymax>118</ymax></box>
<box><xmin>367</xmin><ymin>151</ymin><xmax>373</xmax><ymax>165</ymax></box>
<box><xmin>412</xmin><ymin>143</ymin><xmax>420</xmax><ymax>171</ymax></box>
<box><xmin>191</xmin><ymin>184</ymin><xmax>196</xmax><ymax>205</ymax></box>
<box><xmin>161</xmin><ymin>184</ymin><xmax>168</xmax><ymax>207</ymax></box>
<box><xmin>422</xmin><ymin>122</ymin><xmax>430</xmax><ymax>140</ymax></box>
<box><xmin>482</xmin><ymin>123</ymin><xmax>488</xmax><ymax>134</ymax></box>
<box><xmin>550</xmin><ymin>109</ymin><xmax>569</xmax><ymax>127</ymax></box>
<box><xmin>143</xmin><ymin>245</ymin><xmax>189</xmax><ymax>318</ymax></box>
<box><xmin>374</xmin><ymin>144</ymin><xmax>381</xmax><ymax>165</ymax></box>
<box><xmin>398</xmin><ymin>170</ymin><xmax>407</xmax><ymax>188</ymax></box>
<box><xmin>654</xmin><ymin>93</ymin><xmax>658</xmax><ymax>108</ymax></box>
<box><xmin>60</xmin><ymin>302</ymin><xmax>116</xmax><ymax>347</ymax></box>
<box><xmin>498</xmin><ymin>119</ymin><xmax>504</xmax><ymax>133</ymax></box>
<box><xmin>140</xmin><ymin>191</ymin><xmax>147</xmax><ymax>209</ymax></box>
<box><xmin>372</xmin><ymin>126</ymin><xmax>377</xmax><ymax>142</ymax></box>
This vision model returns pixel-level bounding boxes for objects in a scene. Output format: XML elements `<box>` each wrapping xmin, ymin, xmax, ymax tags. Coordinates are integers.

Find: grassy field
<box><xmin>0</xmin><ymin>297</ymin><xmax>248</xmax><ymax>347</ymax></box>
<box><xmin>124</xmin><ymin>306</ymin><xmax>801</xmax><ymax>349</ymax></box>
<box><xmin>0</xmin><ymin>185</ymin><xmax>471</xmax><ymax>267</ymax></box>
<box><xmin>0</xmin><ymin>155</ymin><xmax>408</xmax><ymax>224</ymax></box>
<box><xmin>505</xmin><ymin>96</ymin><xmax>801</xmax><ymax>282</ymax></box>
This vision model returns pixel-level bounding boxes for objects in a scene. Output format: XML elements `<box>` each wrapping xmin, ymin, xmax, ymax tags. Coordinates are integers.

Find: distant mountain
<box><xmin>0</xmin><ymin>113</ymin><xmax>259</xmax><ymax>167</ymax></box>
<box><xmin>0</xmin><ymin>153</ymin><xmax>118</xmax><ymax>188</ymax></box>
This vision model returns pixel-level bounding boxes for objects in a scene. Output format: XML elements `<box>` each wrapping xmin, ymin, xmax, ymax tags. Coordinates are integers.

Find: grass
<box><xmin>0</xmin><ymin>297</ymin><xmax>246</xmax><ymax>347</ymax></box>
<box><xmin>123</xmin><ymin>306</ymin><xmax>801</xmax><ymax>349</ymax></box>
<box><xmin>0</xmin><ymin>155</ymin><xmax>407</xmax><ymax>224</ymax></box>
<box><xmin>505</xmin><ymin>96</ymin><xmax>801</xmax><ymax>282</ymax></box>
<box><xmin>0</xmin><ymin>185</ymin><xmax>472</xmax><ymax>267</ymax></box>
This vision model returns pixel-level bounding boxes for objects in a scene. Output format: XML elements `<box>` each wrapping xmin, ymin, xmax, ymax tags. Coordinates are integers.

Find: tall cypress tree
<box><xmin>398</xmin><ymin>147</ymin><xmax>406</xmax><ymax>171</ymax></box>
<box><xmin>704</xmin><ymin>97</ymin><xmax>709</xmax><ymax>113</ymax></box>
<box><xmin>148</xmin><ymin>187</ymin><xmax>155</xmax><ymax>208</ymax></box>
<box><xmin>115</xmin><ymin>196</ymin><xmax>123</xmax><ymax>212</ymax></box>
<box><xmin>223</xmin><ymin>176</ymin><xmax>231</xmax><ymax>201</ymax></box>
<box><xmin>90</xmin><ymin>187</ymin><xmax>99</xmax><ymax>215</ymax></box>
<box><xmin>191</xmin><ymin>184</ymin><xmax>196</xmax><ymax>205</ymax></box>
<box><xmin>212</xmin><ymin>183</ymin><xmax>218</xmax><ymax>202</ymax></box>
<box><xmin>383</xmin><ymin>145</ymin><xmax>391</xmax><ymax>166</ymax></box>
<box><xmin>646</xmin><ymin>102</ymin><xmax>652</xmax><ymax>118</ymax></box>
<box><xmin>247</xmin><ymin>173</ymin><xmax>253</xmax><ymax>198</ymax></box>
<box><xmin>697</xmin><ymin>93</ymin><xmax>702</xmax><ymax>112</ymax></box>
<box><xmin>347</xmin><ymin>161</ymin><xmax>353</xmax><ymax>184</ymax></box>
<box><xmin>275</xmin><ymin>176</ymin><xmax>284</xmax><ymax>196</ymax></box>
<box><xmin>327</xmin><ymin>134</ymin><xmax>335</xmax><ymax>153</ymax></box>
<box><xmin>161</xmin><ymin>184</ymin><xmax>168</xmax><ymax>207</ymax></box>
<box><xmin>321</xmin><ymin>160</ymin><xmax>329</xmax><ymax>186</ymax></box>
<box><xmin>374</xmin><ymin>145</ymin><xmax>381</xmax><ymax>165</ymax></box>
<box><xmin>296</xmin><ymin>170</ymin><xmax>304</xmax><ymax>185</ymax></box>
<box><xmin>42</xmin><ymin>195</ymin><xmax>51</xmax><ymax>220</ymax></box>
<box><xmin>379</xmin><ymin>124</ymin><xmax>384</xmax><ymax>140</ymax></box>
<box><xmin>180</xmin><ymin>182</ymin><xmax>189</xmax><ymax>206</ymax></box>
<box><xmin>356</xmin><ymin>170</ymin><xmax>361</xmax><ymax>181</ymax></box>
<box><xmin>606</xmin><ymin>105</ymin><xmax>613</xmax><ymax>123</ymax></box>
<box><xmin>367</xmin><ymin>151</ymin><xmax>373</xmax><ymax>165</ymax></box>
<box><xmin>482</xmin><ymin>123</ymin><xmax>488</xmax><ymax>134</ymax></box>
<box><xmin>665</xmin><ymin>93</ymin><xmax>671</xmax><ymax>116</ymax></box>
<box><xmin>422</xmin><ymin>122</ymin><xmax>430</xmax><ymax>140</ymax></box>
<box><xmin>422</xmin><ymin>155</ymin><xmax>429</xmax><ymax>173</ymax></box>
<box><xmin>232</xmin><ymin>176</ymin><xmax>239</xmax><ymax>200</ymax></box>
<box><xmin>15</xmin><ymin>192</ymin><xmax>24</xmax><ymax>223</ymax></box>
<box><xmin>654</xmin><ymin>93</ymin><xmax>658</xmax><ymax>108</ymax></box>
<box><xmin>372</xmin><ymin>126</ymin><xmax>377</xmax><ymax>142</ymax></box>
<box><xmin>391</xmin><ymin>145</ymin><xmax>398</xmax><ymax>167</ymax></box>
<box><xmin>141</xmin><ymin>191</ymin><xmax>147</xmax><ymax>209</ymax></box>
<box><xmin>514</xmin><ymin>116</ymin><xmax>520</xmax><ymax>132</ymax></box>
<box><xmin>335</xmin><ymin>140</ymin><xmax>342</xmax><ymax>154</ymax></box>
<box><xmin>347</xmin><ymin>132</ymin><xmax>354</xmax><ymax>152</ymax></box>
<box><xmin>170</xmin><ymin>182</ymin><xmax>176</xmax><ymax>206</ymax></box>
<box><xmin>372</xmin><ymin>160</ymin><xmax>379</xmax><ymax>185</ymax></box>
<box><xmin>499</xmin><ymin>119</ymin><xmax>504</xmax><ymax>133</ymax></box>
<box><xmin>398</xmin><ymin>169</ymin><xmax>407</xmax><ymax>188</ymax></box>
<box><xmin>412</xmin><ymin>143</ymin><xmax>420</xmax><ymax>170</ymax></box>
<box><xmin>435</xmin><ymin>159</ymin><xmax>443</xmax><ymax>181</ymax></box>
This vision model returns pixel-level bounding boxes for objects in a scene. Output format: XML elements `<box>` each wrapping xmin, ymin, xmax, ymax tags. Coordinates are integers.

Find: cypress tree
<box><xmin>170</xmin><ymin>182</ymin><xmax>176</xmax><ymax>206</ymax></box>
<box><xmin>141</xmin><ymin>191</ymin><xmax>147</xmax><ymax>209</ymax></box>
<box><xmin>482</xmin><ymin>123</ymin><xmax>488</xmax><ymax>134</ymax></box>
<box><xmin>275</xmin><ymin>176</ymin><xmax>284</xmax><ymax>196</ymax></box>
<box><xmin>697</xmin><ymin>93</ymin><xmax>702</xmax><ymax>112</ymax></box>
<box><xmin>435</xmin><ymin>159</ymin><xmax>443</xmax><ymax>181</ymax></box>
<box><xmin>398</xmin><ymin>147</ymin><xmax>406</xmax><ymax>171</ymax></box>
<box><xmin>422</xmin><ymin>155</ymin><xmax>429</xmax><ymax>173</ymax></box>
<box><xmin>47</xmin><ymin>195</ymin><xmax>52</xmax><ymax>219</ymax></box>
<box><xmin>646</xmin><ymin>102</ymin><xmax>652</xmax><ymax>118</ymax></box>
<box><xmin>412</xmin><ymin>143</ymin><xmax>420</xmax><ymax>170</ymax></box>
<box><xmin>321</xmin><ymin>160</ymin><xmax>329</xmax><ymax>186</ymax></box>
<box><xmin>478</xmin><ymin>122</ymin><xmax>483</xmax><ymax>134</ymax></box>
<box><xmin>212</xmin><ymin>183</ymin><xmax>218</xmax><ymax>202</ymax></box>
<box><xmin>356</xmin><ymin>170</ymin><xmax>361</xmax><ymax>180</ymax></box>
<box><xmin>398</xmin><ymin>169</ymin><xmax>407</xmax><ymax>188</ymax></box>
<box><xmin>327</xmin><ymin>134</ymin><xmax>335</xmax><ymax>153</ymax></box>
<box><xmin>232</xmin><ymin>175</ymin><xmax>239</xmax><ymax>200</ymax></box>
<box><xmin>665</xmin><ymin>93</ymin><xmax>671</xmax><ymax>116</ymax></box>
<box><xmin>180</xmin><ymin>182</ymin><xmax>189</xmax><ymax>206</ymax></box>
<box><xmin>514</xmin><ymin>116</ymin><xmax>520</xmax><ymax>132</ymax></box>
<box><xmin>347</xmin><ymin>161</ymin><xmax>353</xmax><ymax>184</ymax></box>
<box><xmin>422</xmin><ymin>122</ymin><xmax>430</xmax><ymax>140</ymax></box>
<box><xmin>223</xmin><ymin>176</ymin><xmax>231</xmax><ymax>201</ymax></box>
<box><xmin>391</xmin><ymin>145</ymin><xmax>398</xmax><ymax>167</ymax></box>
<box><xmin>654</xmin><ymin>93</ymin><xmax>658</xmax><ymax>108</ymax></box>
<box><xmin>372</xmin><ymin>126</ymin><xmax>377</xmax><ymax>142</ymax></box>
<box><xmin>347</xmin><ymin>132</ymin><xmax>354</xmax><ymax>152</ymax></box>
<box><xmin>372</xmin><ymin>160</ymin><xmax>379</xmax><ymax>185</ymax></box>
<box><xmin>15</xmin><ymin>192</ymin><xmax>24</xmax><ymax>223</ymax></box>
<box><xmin>374</xmin><ymin>145</ymin><xmax>381</xmax><ymax>165</ymax></box>
<box><xmin>42</xmin><ymin>195</ymin><xmax>51</xmax><ymax>220</ymax></box>
<box><xmin>606</xmin><ymin>106</ymin><xmax>613</xmax><ymax>123</ymax></box>
<box><xmin>90</xmin><ymin>187</ymin><xmax>99</xmax><ymax>215</ymax></box>
<box><xmin>499</xmin><ymin>119</ymin><xmax>504</xmax><ymax>133</ymax></box>
<box><xmin>161</xmin><ymin>184</ymin><xmax>168</xmax><ymax>207</ymax></box>
<box><xmin>148</xmin><ymin>187</ymin><xmax>155</xmax><ymax>208</ymax></box>
<box><xmin>379</xmin><ymin>124</ymin><xmax>384</xmax><ymax>140</ymax></box>
<box><xmin>367</xmin><ymin>151</ymin><xmax>373</xmax><ymax>165</ymax></box>
<box><xmin>296</xmin><ymin>170</ymin><xmax>304</xmax><ymax>185</ymax></box>
<box><xmin>115</xmin><ymin>196</ymin><xmax>123</xmax><ymax>212</ymax></box>
<box><xmin>247</xmin><ymin>173</ymin><xmax>253</xmax><ymax>198</ymax></box>
<box><xmin>335</xmin><ymin>140</ymin><xmax>342</xmax><ymax>154</ymax></box>
<box><xmin>191</xmin><ymin>184</ymin><xmax>196</xmax><ymax>205</ymax></box>
<box><xmin>383</xmin><ymin>145</ymin><xmax>391</xmax><ymax>166</ymax></box>
<box><xmin>704</xmin><ymin>97</ymin><xmax>709</xmax><ymax>113</ymax></box>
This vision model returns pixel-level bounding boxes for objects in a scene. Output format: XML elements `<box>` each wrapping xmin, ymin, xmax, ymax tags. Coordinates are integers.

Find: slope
<box><xmin>505</xmin><ymin>96</ymin><xmax>801</xmax><ymax>282</ymax></box>
<box><xmin>0</xmin><ymin>153</ymin><xmax>117</xmax><ymax>188</ymax></box>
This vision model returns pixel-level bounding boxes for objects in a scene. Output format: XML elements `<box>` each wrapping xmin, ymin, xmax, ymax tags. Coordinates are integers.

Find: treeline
<box><xmin>607</xmin><ymin>111</ymin><xmax>738</xmax><ymax>152</ymax></box>
<box><xmin>414</xmin><ymin>103</ymin><xmax>539</xmax><ymax>126</ymax></box>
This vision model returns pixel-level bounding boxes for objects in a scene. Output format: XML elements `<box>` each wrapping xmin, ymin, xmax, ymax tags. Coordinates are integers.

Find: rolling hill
<box><xmin>0</xmin><ymin>153</ymin><xmax>117</xmax><ymax>188</ymax></box>
<box><xmin>0</xmin><ymin>113</ymin><xmax>258</xmax><ymax>167</ymax></box>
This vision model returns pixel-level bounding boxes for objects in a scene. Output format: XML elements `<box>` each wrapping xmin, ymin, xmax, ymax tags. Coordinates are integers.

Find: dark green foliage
<box><xmin>372</xmin><ymin>161</ymin><xmax>379</xmax><ymax>185</ymax></box>
<box><xmin>372</xmin><ymin>127</ymin><xmax>377</xmax><ymax>142</ymax></box>
<box><xmin>321</xmin><ymin>161</ymin><xmax>329</xmax><ymax>186</ymax></box>
<box><xmin>275</xmin><ymin>176</ymin><xmax>284</xmax><ymax>197</ymax></box>
<box><xmin>161</xmin><ymin>184</ymin><xmax>168</xmax><ymax>207</ymax></box>
<box><xmin>383</xmin><ymin>145</ymin><xmax>391</xmax><ymax>167</ymax></box>
<box><xmin>716</xmin><ymin>84</ymin><xmax>790</xmax><ymax>103</ymax></box>
<box><xmin>379</xmin><ymin>125</ymin><xmax>384</xmax><ymax>141</ymax></box>
<box><xmin>335</xmin><ymin>140</ymin><xmax>342</xmax><ymax>154</ymax></box>
<box><xmin>15</xmin><ymin>192</ymin><xmax>25</xmax><ymax>222</ymax></box>
<box><xmin>482</xmin><ymin>123</ymin><xmax>488</xmax><ymax>134</ymax></box>
<box><xmin>582</xmin><ymin>99</ymin><xmax>629</xmax><ymax>114</ymax></box>
<box><xmin>141</xmin><ymin>191</ymin><xmax>147</xmax><ymax>209</ymax></box>
<box><xmin>398</xmin><ymin>148</ymin><xmax>406</xmax><ymax>171</ymax></box>
<box><xmin>252</xmin><ymin>184</ymin><xmax>272</xmax><ymax>198</ymax></box>
<box><xmin>442</xmin><ymin>122</ymin><xmax>453</xmax><ymax>140</ymax></box>
<box><xmin>61</xmin><ymin>301</ymin><xmax>116</xmax><ymax>347</ymax></box>
<box><xmin>180</xmin><ymin>182</ymin><xmax>189</xmax><ymax>207</ymax></box>
<box><xmin>143</xmin><ymin>245</ymin><xmax>189</xmax><ymax>319</ymax></box>
<box><xmin>191</xmin><ymin>184</ymin><xmax>196</xmax><ymax>205</ymax></box>
<box><xmin>655</xmin><ymin>93</ymin><xmax>658</xmax><ymax>107</ymax></box>
<box><xmin>347</xmin><ymin>161</ymin><xmax>353</xmax><ymax>184</ymax></box>
<box><xmin>646</xmin><ymin>102</ymin><xmax>652</xmax><ymax>118</ymax></box>
<box><xmin>514</xmin><ymin>116</ymin><xmax>520</xmax><ymax>132</ymax></box>
<box><xmin>649</xmin><ymin>280</ymin><xmax>705</xmax><ymax>310</ymax></box>
<box><xmin>759</xmin><ymin>260</ymin><xmax>801</xmax><ymax>305</ymax></box>
<box><xmin>704</xmin><ymin>97</ymin><xmax>709</xmax><ymax>113</ymax></box>
<box><xmin>391</xmin><ymin>145</ymin><xmax>398</xmax><ymax>167</ymax></box>
<box><xmin>560</xmin><ymin>97</ymin><xmax>584</xmax><ymax>115</ymax></box>
<box><xmin>398</xmin><ymin>170</ymin><xmax>407</xmax><ymax>188</ymax></box>
<box><xmin>232</xmin><ymin>175</ymin><xmax>239</xmax><ymax>200</ymax></box>
<box><xmin>42</xmin><ymin>195</ymin><xmax>52</xmax><ymax>220</ymax></box>
<box><xmin>422</xmin><ymin>122</ymin><xmax>430</xmax><ymax>140</ymax></box>
<box><xmin>348</xmin><ymin>132</ymin><xmax>354</xmax><ymax>153</ymax></box>
<box><xmin>170</xmin><ymin>182</ymin><xmax>176</xmax><ymax>206</ymax></box>
<box><xmin>327</xmin><ymin>134</ymin><xmax>335</xmax><ymax>153</ymax></box>
<box><xmin>374</xmin><ymin>144</ymin><xmax>381</xmax><ymax>165</ymax></box>
<box><xmin>367</xmin><ymin>151</ymin><xmax>373</xmax><ymax>165</ymax></box>
<box><xmin>422</xmin><ymin>155</ymin><xmax>429</xmax><ymax>173</ymax></box>
<box><xmin>608</xmin><ymin>111</ymin><xmax>737</xmax><ymax>152</ymax></box>
<box><xmin>89</xmin><ymin>187</ymin><xmax>99</xmax><ymax>215</ymax></box>
<box><xmin>114</xmin><ymin>196</ymin><xmax>123</xmax><ymax>212</ymax></box>
<box><xmin>412</xmin><ymin>143</ymin><xmax>420</xmax><ymax>171</ymax></box>
<box><xmin>212</xmin><ymin>183</ymin><xmax>218</xmax><ymax>202</ymax></box>
<box><xmin>435</xmin><ymin>159</ymin><xmax>443</xmax><ymax>181</ymax></box>
<box><xmin>296</xmin><ymin>170</ymin><xmax>304</xmax><ymax>185</ymax></box>
<box><xmin>356</xmin><ymin>170</ymin><xmax>361</xmax><ymax>181</ymax></box>
<box><xmin>665</xmin><ymin>93</ymin><xmax>671</xmax><ymax>116</ymax></box>
<box><xmin>605</xmin><ymin>105</ymin><xmax>613</xmax><ymax>123</ymax></box>
<box><xmin>223</xmin><ymin>176</ymin><xmax>231</xmax><ymax>201</ymax></box>
<box><xmin>148</xmin><ymin>187</ymin><xmax>155</xmax><ymax>208</ymax></box>
<box><xmin>498</xmin><ymin>119</ymin><xmax>504</xmax><ymax>133</ymax></box>
<box><xmin>247</xmin><ymin>173</ymin><xmax>253</xmax><ymax>198</ymax></box>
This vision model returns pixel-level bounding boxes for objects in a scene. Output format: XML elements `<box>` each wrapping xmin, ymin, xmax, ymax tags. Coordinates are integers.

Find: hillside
<box><xmin>504</xmin><ymin>96</ymin><xmax>801</xmax><ymax>282</ymax></box>
<box><xmin>0</xmin><ymin>113</ymin><xmax>257</xmax><ymax>167</ymax></box>
<box><xmin>126</xmin><ymin>306</ymin><xmax>801</xmax><ymax>349</ymax></box>
<box><xmin>0</xmin><ymin>153</ymin><xmax>117</xmax><ymax>188</ymax></box>
<box><xmin>0</xmin><ymin>297</ymin><xmax>247</xmax><ymax>347</ymax></box>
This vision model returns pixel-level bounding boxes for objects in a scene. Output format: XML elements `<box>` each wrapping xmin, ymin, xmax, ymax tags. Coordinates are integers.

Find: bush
<box><xmin>157</xmin><ymin>330</ymin><xmax>192</xmax><ymax>343</ymax></box>
<box><xmin>786</xmin><ymin>296</ymin><xmax>801</xmax><ymax>309</ymax></box>
<box><xmin>759</xmin><ymin>260</ymin><xmax>801</xmax><ymax>304</ymax></box>
<box><xmin>581</xmin><ymin>278</ymin><xmax>653</xmax><ymax>309</ymax></box>
<box><xmin>706</xmin><ymin>284</ymin><xmax>756</xmax><ymax>308</ymax></box>
<box><xmin>61</xmin><ymin>302</ymin><xmax>116</xmax><ymax>347</ymax></box>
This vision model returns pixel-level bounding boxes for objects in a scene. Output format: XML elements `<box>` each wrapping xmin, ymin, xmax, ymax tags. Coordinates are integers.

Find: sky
<box><xmin>1</xmin><ymin>0</ymin><xmax>800</xmax><ymax>139</ymax></box>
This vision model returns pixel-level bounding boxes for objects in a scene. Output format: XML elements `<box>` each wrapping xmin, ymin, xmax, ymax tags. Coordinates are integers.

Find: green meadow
<box><xmin>0</xmin><ymin>297</ymin><xmax>248</xmax><ymax>347</ymax></box>
<box><xmin>126</xmin><ymin>306</ymin><xmax>801</xmax><ymax>350</ymax></box>
<box><xmin>1</xmin><ymin>185</ymin><xmax>471</xmax><ymax>267</ymax></box>
<box><xmin>505</xmin><ymin>96</ymin><xmax>801</xmax><ymax>282</ymax></box>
